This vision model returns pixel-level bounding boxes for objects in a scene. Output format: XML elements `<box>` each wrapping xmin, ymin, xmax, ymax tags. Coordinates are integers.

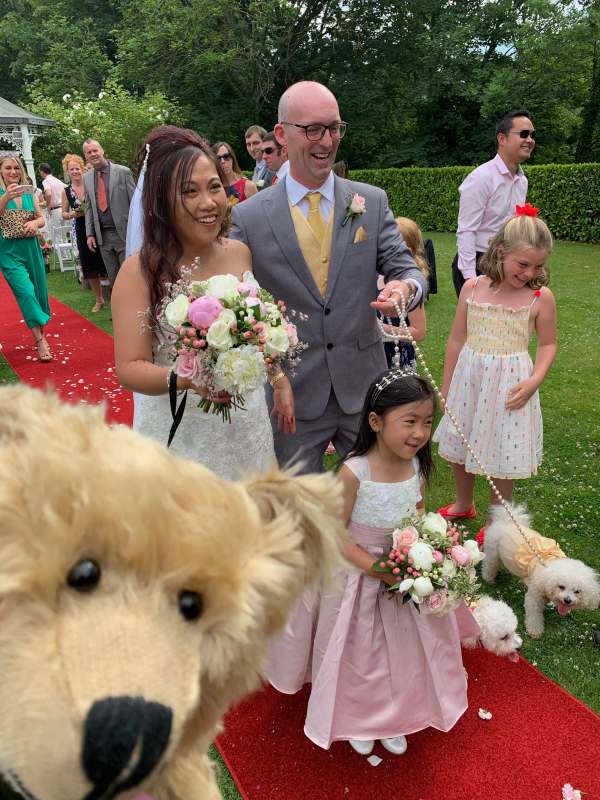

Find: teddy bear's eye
<box><xmin>67</xmin><ymin>559</ymin><xmax>101</xmax><ymax>592</ymax></box>
<box><xmin>558</xmin><ymin>585</ymin><xmax>565</xmax><ymax>590</ymax></box>
<box><xmin>178</xmin><ymin>590</ymin><xmax>203</xmax><ymax>622</ymax></box>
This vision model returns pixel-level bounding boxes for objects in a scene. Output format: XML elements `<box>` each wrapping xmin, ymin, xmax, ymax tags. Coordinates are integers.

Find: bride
<box><xmin>112</xmin><ymin>126</ymin><xmax>294</xmax><ymax>478</ymax></box>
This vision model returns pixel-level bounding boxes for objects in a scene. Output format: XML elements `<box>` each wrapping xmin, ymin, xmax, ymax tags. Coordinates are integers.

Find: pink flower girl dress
<box><xmin>304</xmin><ymin>454</ymin><xmax>479</xmax><ymax>749</ymax></box>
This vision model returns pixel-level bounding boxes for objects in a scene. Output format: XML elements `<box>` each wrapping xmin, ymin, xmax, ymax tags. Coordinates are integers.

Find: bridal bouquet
<box><xmin>157</xmin><ymin>268</ymin><xmax>305</xmax><ymax>422</ymax></box>
<box><xmin>372</xmin><ymin>512</ymin><xmax>483</xmax><ymax>615</ymax></box>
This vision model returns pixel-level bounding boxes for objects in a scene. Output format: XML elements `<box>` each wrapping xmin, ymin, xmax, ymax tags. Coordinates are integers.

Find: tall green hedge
<box><xmin>350</xmin><ymin>163</ymin><xmax>600</xmax><ymax>243</ymax></box>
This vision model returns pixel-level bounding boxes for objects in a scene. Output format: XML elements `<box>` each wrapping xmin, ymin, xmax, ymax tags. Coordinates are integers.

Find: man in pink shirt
<box><xmin>452</xmin><ymin>109</ymin><xmax>535</xmax><ymax>296</ymax></box>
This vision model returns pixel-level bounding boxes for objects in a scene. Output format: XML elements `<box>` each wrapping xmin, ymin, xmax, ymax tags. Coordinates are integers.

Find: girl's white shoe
<box><xmin>380</xmin><ymin>735</ymin><xmax>408</xmax><ymax>755</ymax></box>
<box><xmin>348</xmin><ymin>739</ymin><xmax>375</xmax><ymax>755</ymax></box>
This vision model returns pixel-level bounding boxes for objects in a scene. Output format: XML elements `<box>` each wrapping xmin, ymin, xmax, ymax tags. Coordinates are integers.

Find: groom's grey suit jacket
<box><xmin>230</xmin><ymin>175</ymin><xmax>427</xmax><ymax>420</ymax></box>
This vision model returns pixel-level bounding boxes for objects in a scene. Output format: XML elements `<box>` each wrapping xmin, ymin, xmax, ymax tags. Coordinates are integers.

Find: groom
<box><xmin>231</xmin><ymin>81</ymin><xmax>427</xmax><ymax>473</ymax></box>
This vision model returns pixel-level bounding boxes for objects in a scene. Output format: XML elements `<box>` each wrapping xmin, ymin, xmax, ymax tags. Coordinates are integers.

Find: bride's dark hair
<box><xmin>136</xmin><ymin>125</ymin><xmax>229</xmax><ymax>311</ymax></box>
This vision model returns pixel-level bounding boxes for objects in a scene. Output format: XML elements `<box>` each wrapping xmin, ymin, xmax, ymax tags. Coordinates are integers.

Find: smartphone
<box><xmin>14</xmin><ymin>184</ymin><xmax>35</xmax><ymax>195</ymax></box>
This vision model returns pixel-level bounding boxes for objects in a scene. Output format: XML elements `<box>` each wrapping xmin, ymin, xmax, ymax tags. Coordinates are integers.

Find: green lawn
<box><xmin>1</xmin><ymin>234</ymin><xmax>599</xmax><ymax>797</ymax></box>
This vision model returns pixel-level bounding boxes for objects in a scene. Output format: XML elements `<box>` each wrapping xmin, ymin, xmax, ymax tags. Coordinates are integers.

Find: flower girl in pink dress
<box><xmin>304</xmin><ymin>371</ymin><xmax>479</xmax><ymax>756</ymax></box>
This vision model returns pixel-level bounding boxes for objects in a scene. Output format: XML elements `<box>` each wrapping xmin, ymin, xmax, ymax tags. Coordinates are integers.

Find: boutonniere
<box><xmin>256</xmin><ymin>179</ymin><xmax>265</xmax><ymax>189</ymax></box>
<box><xmin>341</xmin><ymin>193</ymin><xmax>366</xmax><ymax>226</ymax></box>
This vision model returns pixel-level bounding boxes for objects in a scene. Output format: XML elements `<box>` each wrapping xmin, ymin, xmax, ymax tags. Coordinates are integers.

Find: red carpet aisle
<box><xmin>216</xmin><ymin>648</ymin><xmax>599</xmax><ymax>800</ymax></box>
<box><xmin>0</xmin><ymin>276</ymin><xmax>132</xmax><ymax>425</ymax></box>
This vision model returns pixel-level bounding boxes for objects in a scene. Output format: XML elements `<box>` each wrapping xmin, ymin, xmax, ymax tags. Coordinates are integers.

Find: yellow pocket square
<box><xmin>353</xmin><ymin>226</ymin><xmax>368</xmax><ymax>243</ymax></box>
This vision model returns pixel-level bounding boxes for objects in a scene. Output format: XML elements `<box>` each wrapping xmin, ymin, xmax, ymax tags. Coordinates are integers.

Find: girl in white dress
<box><xmin>434</xmin><ymin>211</ymin><xmax>557</xmax><ymax>521</ymax></box>
<box><xmin>113</xmin><ymin>126</ymin><xmax>294</xmax><ymax>477</ymax></box>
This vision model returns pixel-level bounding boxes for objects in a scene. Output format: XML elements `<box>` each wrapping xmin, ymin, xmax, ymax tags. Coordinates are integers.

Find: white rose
<box><xmin>412</xmin><ymin>576</ymin><xmax>435</xmax><ymax>597</ymax></box>
<box><xmin>206</xmin><ymin>319</ymin><xmax>234</xmax><ymax>351</ymax></box>
<box><xmin>421</xmin><ymin>512</ymin><xmax>448</xmax><ymax>537</ymax></box>
<box><xmin>350</xmin><ymin>193</ymin><xmax>366</xmax><ymax>214</ymax></box>
<box><xmin>164</xmin><ymin>294</ymin><xmax>190</xmax><ymax>328</ymax></box>
<box><xmin>62</xmin><ymin>93</ymin><xmax>71</xmax><ymax>102</ymax></box>
<box><xmin>463</xmin><ymin>539</ymin><xmax>485</xmax><ymax>565</ymax></box>
<box><xmin>264</xmin><ymin>326</ymin><xmax>290</xmax><ymax>357</ymax></box>
<box><xmin>219</xmin><ymin>308</ymin><xmax>236</xmax><ymax>328</ymax></box>
<box><xmin>408</xmin><ymin>542</ymin><xmax>434</xmax><ymax>571</ymax></box>
<box><xmin>205</xmin><ymin>274</ymin><xmax>239</xmax><ymax>302</ymax></box>
<box><xmin>256</xmin><ymin>179</ymin><xmax>265</xmax><ymax>188</ymax></box>
<box><xmin>441</xmin><ymin>558</ymin><xmax>457</xmax><ymax>578</ymax></box>
<box><xmin>398</xmin><ymin>578</ymin><xmax>414</xmax><ymax>593</ymax></box>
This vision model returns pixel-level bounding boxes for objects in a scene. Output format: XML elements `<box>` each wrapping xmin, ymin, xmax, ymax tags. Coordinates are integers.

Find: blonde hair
<box><xmin>480</xmin><ymin>215</ymin><xmax>553</xmax><ymax>289</ymax></box>
<box><xmin>62</xmin><ymin>153</ymin><xmax>85</xmax><ymax>174</ymax></box>
<box><xmin>395</xmin><ymin>217</ymin><xmax>429</xmax><ymax>279</ymax></box>
<box><xmin>0</xmin><ymin>155</ymin><xmax>27</xmax><ymax>190</ymax></box>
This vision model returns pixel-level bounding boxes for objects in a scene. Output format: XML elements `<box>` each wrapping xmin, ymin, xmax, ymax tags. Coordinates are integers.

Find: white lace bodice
<box><xmin>133</xmin><ymin>272</ymin><xmax>275</xmax><ymax>479</ymax></box>
<box><xmin>346</xmin><ymin>455</ymin><xmax>421</xmax><ymax>529</ymax></box>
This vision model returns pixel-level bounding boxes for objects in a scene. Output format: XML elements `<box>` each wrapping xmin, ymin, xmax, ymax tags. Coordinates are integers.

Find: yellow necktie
<box><xmin>306</xmin><ymin>192</ymin><xmax>326</xmax><ymax>244</ymax></box>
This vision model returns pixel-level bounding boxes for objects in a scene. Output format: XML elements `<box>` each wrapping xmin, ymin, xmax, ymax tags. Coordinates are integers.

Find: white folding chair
<box><xmin>53</xmin><ymin>224</ymin><xmax>77</xmax><ymax>273</ymax></box>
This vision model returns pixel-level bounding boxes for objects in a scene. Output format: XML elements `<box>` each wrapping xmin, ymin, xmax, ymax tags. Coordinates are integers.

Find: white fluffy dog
<box><xmin>462</xmin><ymin>596</ymin><xmax>522</xmax><ymax>660</ymax></box>
<box><xmin>482</xmin><ymin>504</ymin><xmax>600</xmax><ymax>638</ymax></box>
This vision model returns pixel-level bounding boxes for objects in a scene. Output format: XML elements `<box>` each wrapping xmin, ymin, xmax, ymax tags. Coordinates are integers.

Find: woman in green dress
<box><xmin>0</xmin><ymin>154</ymin><xmax>52</xmax><ymax>361</ymax></box>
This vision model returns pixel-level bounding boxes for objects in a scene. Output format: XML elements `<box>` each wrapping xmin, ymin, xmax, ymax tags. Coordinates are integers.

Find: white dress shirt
<box><xmin>457</xmin><ymin>154</ymin><xmax>528</xmax><ymax>279</ymax></box>
<box><xmin>276</xmin><ymin>160</ymin><xmax>290</xmax><ymax>182</ymax></box>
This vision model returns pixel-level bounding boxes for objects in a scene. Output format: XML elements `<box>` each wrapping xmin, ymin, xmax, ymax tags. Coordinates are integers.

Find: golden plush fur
<box><xmin>0</xmin><ymin>386</ymin><xmax>345</xmax><ymax>800</ymax></box>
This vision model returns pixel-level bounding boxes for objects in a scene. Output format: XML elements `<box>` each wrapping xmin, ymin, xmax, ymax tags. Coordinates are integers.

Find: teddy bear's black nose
<box><xmin>82</xmin><ymin>695</ymin><xmax>172</xmax><ymax>800</ymax></box>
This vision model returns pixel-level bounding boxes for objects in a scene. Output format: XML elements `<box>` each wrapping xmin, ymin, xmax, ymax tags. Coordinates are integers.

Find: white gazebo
<box><xmin>0</xmin><ymin>97</ymin><xmax>55</xmax><ymax>183</ymax></box>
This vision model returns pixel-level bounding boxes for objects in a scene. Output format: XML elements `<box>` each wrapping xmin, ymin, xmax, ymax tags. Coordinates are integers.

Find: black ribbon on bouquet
<box><xmin>167</xmin><ymin>370</ymin><xmax>187</xmax><ymax>448</ymax></box>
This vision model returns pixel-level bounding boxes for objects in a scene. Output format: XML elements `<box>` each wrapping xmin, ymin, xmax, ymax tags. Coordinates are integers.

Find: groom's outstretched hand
<box><xmin>271</xmin><ymin>377</ymin><xmax>296</xmax><ymax>435</ymax></box>
<box><xmin>371</xmin><ymin>280</ymin><xmax>413</xmax><ymax>316</ymax></box>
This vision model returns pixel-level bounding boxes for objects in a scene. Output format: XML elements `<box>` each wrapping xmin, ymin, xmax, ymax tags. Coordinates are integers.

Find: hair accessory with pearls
<box><xmin>372</xmin><ymin>367</ymin><xmax>419</xmax><ymax>402</ymax></box>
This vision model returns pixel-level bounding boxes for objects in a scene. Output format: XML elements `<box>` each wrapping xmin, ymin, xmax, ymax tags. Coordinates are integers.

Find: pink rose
<box><xmin>254</xmin><ymin>321</ymin><xmax>268</xmax><ymax>337</ymax></box>
<box><xmin>284</xmin><ymin>322</ymin><xmax>299</xmax><ymax>346</ymax></box>
<box><xmin>187</xmin><ymin>295</ymin><xmax>223</xmax><ymax>329</ymax></box>
<box><xmin>424</xmin><ymin>590</ymin><xmax>447</xmax><ymax>612</ymax></box>
<box><xmin>450</xmin><ymin>545</ymin><xmax>472</xmax><ymax>567</ymax></box>
<box><xmin>237</xmin><ymin>281</ymin><xmax>258</xmax><ymax>297</ymax></box>
<box><xmin>392</xmin><ymin>526</ymin><xmax>419</xmax><ymax>550</ymax></box>
<box><xmin>432</xmin><ymin>550</ymin><xmax>444</xmax><ymax>564</ymax></box>
<box><xmin>174</xmin><ymin>350</ymin><xmax>200</xmax><ymax>382</ymax></box>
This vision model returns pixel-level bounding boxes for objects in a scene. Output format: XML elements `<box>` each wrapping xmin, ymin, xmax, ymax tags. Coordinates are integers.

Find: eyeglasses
<box><xmin>281</xmin><ymin>121</ymin><xmax>347</xmax><ymax>141</ymax></box>
<box><xmin>216</xmin><ymin>153</ymin><xmax>232</xmax><ymax>162</ymax></box>
<box><xmin>261</xmin><ymin>146</ymin><xmax>280</xmax><ymax>155</ymax></box>
<box><xmin>515</xmin><ymin>129</ymin><xmax>536</xmax><ymax>140</ymax></box>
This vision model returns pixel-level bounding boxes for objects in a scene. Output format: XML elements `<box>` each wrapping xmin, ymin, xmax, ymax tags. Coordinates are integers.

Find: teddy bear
<box><xmin>0</xmin><ymin>386</ymin><xmax>345</xmax><ymax>800</ymax></box>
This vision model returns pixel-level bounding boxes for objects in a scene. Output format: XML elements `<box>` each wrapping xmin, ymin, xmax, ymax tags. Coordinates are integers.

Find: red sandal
<box><xmin>437</xmin><ymin>503</ymin><xmax>477</xmax><ymax>520</ymax></box>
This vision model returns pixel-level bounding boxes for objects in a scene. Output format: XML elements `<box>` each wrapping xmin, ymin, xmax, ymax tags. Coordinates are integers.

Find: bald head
<box><xmin>275</xmin><ymin>82</ymin><xmax>342</xmax><ymax>189</ymax></box>
<box><xmin>278</xmin><ymin>81</ymin><xmax>338</xmax><ymax>123</ymax></box>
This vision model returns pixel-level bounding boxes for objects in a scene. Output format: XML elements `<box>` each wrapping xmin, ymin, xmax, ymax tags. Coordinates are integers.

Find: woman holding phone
<box><xmin>0</xmin><ymin>154</ymin><xmax>52</xmax><ymax>361</ymax></box>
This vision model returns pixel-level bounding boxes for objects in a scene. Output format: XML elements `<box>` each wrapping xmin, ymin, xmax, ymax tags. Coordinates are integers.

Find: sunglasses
<box><xmin>515</xmin><ymin>129</ymin><xmax>536</xmax><ymax>140</ymax></box>
<box><xmin>216</xmin><ymin>153</ymin><xmax>232</xmax><ymax>161</ymax></box>
<box><xmin>261</xmin><ymin>146</ymin><xmax>280</xmax><ymax>155</ymax></box>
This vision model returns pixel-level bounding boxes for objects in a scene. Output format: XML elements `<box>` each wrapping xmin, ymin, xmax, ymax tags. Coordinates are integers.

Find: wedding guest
<box><xmin>245</xmin><ymin>125</ymin><xmax>273</xmax><ymax>188</ymax></box>
<box><xmin>261</xmin><ymin>131</ymin><xmax>288</xmax><ymax>185</ymax></box>
<box><xmin>83</xmin><ymin>138</ymin><xmax>135</xmax><ymax>286</ymax></box>
<box><xmin>39</xmin><ymin>162</ymin><xmax>66</xmax><ymax>243</ymax></box>
<box><xmin>380</xmin><ymin>217</ymin><xmax>428</xmax><ymax>369</ymax></box>
<box><xmin>212</xmin><ymin>142</ymin><xmax>257</xmax><ymax>206</ymax></box>
<box><xmin>0</xmin><ymin>154</ymin><xmax>52</xmax><ymax>361</ymax></box>
<box><xmin>61</xmin><ymin>153</ymin><xmax>108</xmax><ymax>312</ymax></box>
<box><xmin>453</xmin><ymin>109</ymin><xmax>535</xmax><ymax>297</ymax></box>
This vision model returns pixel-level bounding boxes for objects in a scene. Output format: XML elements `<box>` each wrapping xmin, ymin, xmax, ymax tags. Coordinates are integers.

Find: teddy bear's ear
<box><xmin>242</xmin><ymin>467</ymin><xmax>346</xmax><ymax>589</ymax></box>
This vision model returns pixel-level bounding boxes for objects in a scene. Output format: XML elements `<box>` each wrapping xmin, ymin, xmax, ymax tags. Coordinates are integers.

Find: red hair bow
<box><xmin>515</xmin><ymin>203</ymin><xmax>540</xmax><ymax>217</ymax></box>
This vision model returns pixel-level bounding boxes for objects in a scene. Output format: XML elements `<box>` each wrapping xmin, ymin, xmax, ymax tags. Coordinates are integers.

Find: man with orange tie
<box><xmin>261</xmin><ymin>131</ymin><xmax>289</xmax><ymax>185</ymax></box>
<box><xmin>83</xmin><ymin>139</ymin><xmax>135</xmax><ymax>286</ymax></box>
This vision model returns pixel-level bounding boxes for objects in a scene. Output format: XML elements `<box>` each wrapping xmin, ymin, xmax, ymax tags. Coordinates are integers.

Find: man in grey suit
<box><xmin>83</xmin><ymin>139</ymin><xmax>135</xmax><ymax>286</ymax></box>
<box><xmin>231</xmin><ymin>81</ymin><xmax>427</xmax><ymax>474</ymax></box>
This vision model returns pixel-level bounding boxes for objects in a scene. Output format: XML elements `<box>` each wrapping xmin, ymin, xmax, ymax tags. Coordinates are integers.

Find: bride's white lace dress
<box><xmin>133</xmin><ymin>276</ymin><xmax>275</xmax><ymax>480</ymax></box>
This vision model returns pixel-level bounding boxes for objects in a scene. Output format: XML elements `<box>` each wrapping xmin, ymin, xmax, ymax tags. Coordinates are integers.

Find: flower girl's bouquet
<box><xmin>372</xmin><ymin>512</ymin><xmax>483</xmax><ymax>615</ymax></box>
<box><xmin>158</xmin><ymin>269</ymin><xmax>305</xmax><ymax>422</ymax></box>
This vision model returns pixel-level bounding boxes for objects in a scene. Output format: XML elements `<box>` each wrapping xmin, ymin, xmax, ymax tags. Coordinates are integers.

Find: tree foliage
<box><xmin>2</xmin><ymin>0</ymin><xmax>600</xmax><ymax>168</ymax></box>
